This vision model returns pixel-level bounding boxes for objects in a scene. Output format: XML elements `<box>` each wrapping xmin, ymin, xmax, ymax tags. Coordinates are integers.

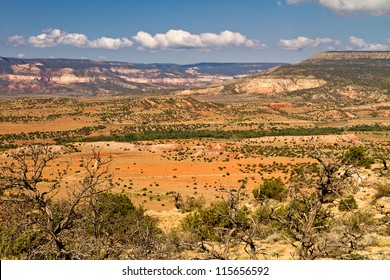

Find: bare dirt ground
<box><xmin>17</xmin><ymin>139</ymin><xmax>315</xmax><ymax>211</ymax></box>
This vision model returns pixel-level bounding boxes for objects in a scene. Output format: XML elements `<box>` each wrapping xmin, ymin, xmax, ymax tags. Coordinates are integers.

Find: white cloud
<box><xmin>87</xmin><ymin>37</ymin><xmax>133</xmax><ymax>49</ymax></box>
<box><xmin>14</xmin><ymin>29</ymin><xmax>133</xmax><ymax>49</ymax></box>
<box><xmin>319</xmin><ymin>0</ymin><xmax>390</xmax><ymax>16</ymax></box>
<box><xmin>17</xmin><ymin>53</ymin><xmax>25</xmax><ymax>58</ymax></box>
<box><xmin>348</xmin><ymin>36</ymin><xmax>389</xmax><ymax>50</ymax></box>
<box><xmin>133</xmin><ymin>31</ymin><xmax>159</xmax><ymax>49</ymax></box>
<box><xmin>278</xmin><ymin>36</ymin><xmax>339</xmax><ymax>50</ymax></box>
<box><xmin>7</xmin><ymin>35</ymin><xmax>25</xmax><ymax>46</ymax></box>
<box><xmin>133</xmin><ymin>29</ymin><xmax>266</xmax><ymax>50</ymax></box>
<box><xmin>286</xmin><ymin>0</ymin><xmax>390</xmax><ymax>16</ymax></box>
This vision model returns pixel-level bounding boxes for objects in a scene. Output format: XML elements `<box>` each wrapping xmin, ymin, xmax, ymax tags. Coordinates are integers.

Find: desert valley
<box><xmin>0</xmin><ymin>51</ymin><xmax>389</xmax><ymax>260</ymax></box>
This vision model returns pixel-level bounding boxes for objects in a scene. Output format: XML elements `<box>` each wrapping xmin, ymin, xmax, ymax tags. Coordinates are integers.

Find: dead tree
<box><xmin>311</xmin><ymin>145</ymin><xmax>361</xmax><ymax>203</ymax></box>
<box><xmin>218</xmin><ymin>186</ymin><xmax>261</xmax><ymax>260</ymax></box>
<box><xmin>269</xmin><ymin>145</ymin><xmax>364</xmax><ymax>259</ymax></box>
<box><xmin>364</xmin><ymin>141</ymin><xmax>389</xmax><ymax>175</ymax></box>
<box><xmin>0</xmin><ymin>145</ymin><xmax>112</xmax><ymax>259</ymax></box>
<box><xmin>270</xmin><ymin>185</ymin><xmax>329</xmax><ymax>260</ymax></box>
<box><xmin>187</xmin><ymin>186</ymin><xmax>263</xmax><ymax>260</ymax></box>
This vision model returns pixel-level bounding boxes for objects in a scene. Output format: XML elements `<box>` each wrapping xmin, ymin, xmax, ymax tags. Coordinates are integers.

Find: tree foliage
<box><xmin>252</xmin><ymin>178</ymin><xmax>287</xmax><ymax>201</ymax></box>
<box><xmin>338</xmin><ymin>195</ymin><xmax>358</xmax><ymax>212</ymax></box>
<box><xmin>343</xmin><ymin>146</ymin><xmax>374</xmax><ymax>169</ymax></box>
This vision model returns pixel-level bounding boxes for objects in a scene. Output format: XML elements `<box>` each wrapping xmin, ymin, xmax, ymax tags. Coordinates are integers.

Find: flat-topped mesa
<box><xmin>302</xmin><ymin>51</ymin><xmax>390</xmax><ymax>62</ymax></box>
<box><xmin>209</xmin><ymin>51</ymin><xmax>390</xmax><ymax>98</ymax></box>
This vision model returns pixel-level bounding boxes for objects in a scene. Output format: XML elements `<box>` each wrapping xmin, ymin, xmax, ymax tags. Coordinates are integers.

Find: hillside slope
<box><xmin>180</xmin><ymin>51</ymin><xmax>390</xmax><ymax>105</ymax></box>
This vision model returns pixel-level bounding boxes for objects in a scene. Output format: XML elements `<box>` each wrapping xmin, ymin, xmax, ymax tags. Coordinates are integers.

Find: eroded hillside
<box><xmin>179</xmin><ymin>51</ymin><xmax>390</xmax><ymax>106</ymax></box>
<box><xmin>0</xmin><ymin>57</ymin><xmax>279</xmax><ymax>95</ymax></box>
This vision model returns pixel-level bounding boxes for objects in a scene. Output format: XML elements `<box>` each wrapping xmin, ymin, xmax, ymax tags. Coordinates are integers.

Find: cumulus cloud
<box><xmin>87</xmin><ymin>37</ymin><xmax>133</xmax><ymax>49</ymax></box>
<box><xmin>17</xmin><ymin>53</ymin><xmax>25</xmax><ymax>58</ymax></box>
<box><xmin>278</xmin><ymin>36</ymin><xmax>339</xmax><ymax>50</ymax></box>
<box><xmin>9</xmin><ymin>29</ymin><xmax>133</xmax><ymax>49</ymax></box>
<box><xmin>348</xmin><ymin>36</ymin><xmax>389</xmax><ymax>50</ymax></box>
<box><xmin>133</xmin><ymin>29</ymin><xmax>266</xmax><ymax>50</ymax></box>
<box><xmin>286</xmin><ymin>0</ymin><xmax>390</xmax><ymax>16</ymax></box>
<box><xmin>319</xmin><ymin>0</ymin><xmax>390</xmax><ymax>16</ymax></box>
<box><xmin>7</xmin><ymin>35</ymin><xmax>25</xmax><ymax>46</ymax></box>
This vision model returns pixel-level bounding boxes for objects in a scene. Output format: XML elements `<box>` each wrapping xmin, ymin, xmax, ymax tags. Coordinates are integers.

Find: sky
<box><xmin>0</xmin><ymin>0</ymin><xmax>389</xmax><ymax>64</ymax></box>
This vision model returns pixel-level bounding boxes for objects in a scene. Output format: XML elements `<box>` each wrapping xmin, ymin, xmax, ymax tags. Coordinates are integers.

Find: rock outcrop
<box><xmin>234</xmin><ymin>77</ymin><xmax>326</xmax><ymax>94</ymax></box>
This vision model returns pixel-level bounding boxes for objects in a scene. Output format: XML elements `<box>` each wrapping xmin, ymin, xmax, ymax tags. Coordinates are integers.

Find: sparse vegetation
<box><xmin>0</xmin><ymin>51</ymin><xmax>390</xmax><ymax>259</ymax></box>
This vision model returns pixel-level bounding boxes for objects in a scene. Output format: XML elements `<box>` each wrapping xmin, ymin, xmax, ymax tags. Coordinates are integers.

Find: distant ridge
<box><xmin>1</xmin><ymin>51</ymin><xmax>388</xmax><ymax>97</ymax></box>
<box><xmin>0</xmin><ymin>57</ymin><xmax>281</xmax><ymax>95</ymax></box>
<box><xmin>0</xmin><ymin>57</ymin><xmax>280</xmax><ymax>75</ymax></box>
<box><xmin>302</xmin><ymin>51</ymin><xmax>390</xmax><ymax>62</ymax></box>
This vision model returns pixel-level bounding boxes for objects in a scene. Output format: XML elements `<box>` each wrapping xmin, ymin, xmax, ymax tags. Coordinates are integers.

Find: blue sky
<box><xmin>1</xmin><ymin>0</ymin><xmax>389</xmax><ymax>63</ymax></box>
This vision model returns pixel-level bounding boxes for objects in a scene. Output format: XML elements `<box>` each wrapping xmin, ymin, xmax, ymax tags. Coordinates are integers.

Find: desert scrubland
<box><xmin>0</xmin><ymin>52</ymin><xmax>389</xmax><ymax>260</ymax></box>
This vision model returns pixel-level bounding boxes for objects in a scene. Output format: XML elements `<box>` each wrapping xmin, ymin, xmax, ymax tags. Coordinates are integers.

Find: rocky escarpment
<box><xmin>0</xmin><ymin>57</ymin><xmax>280</xmax><ymax>95</ymax></box>
<box><xmin>178</xmin><ymin>51</ymin><xmax>390</xmax><ymax>104</ymax></box>
<box><xmin>302</xmin><ymin>51</ymin><xmax>390</xmax><ymax>62</ymax></box>
<box><xmin>177</xmin><ymin>76</ymin><xmax>326</xmax><ymax>96</ymax></box>
<box><xmin>233</xmin><ymin>77</ymin><xmax>326</xmax><ymax>94</ymax></box>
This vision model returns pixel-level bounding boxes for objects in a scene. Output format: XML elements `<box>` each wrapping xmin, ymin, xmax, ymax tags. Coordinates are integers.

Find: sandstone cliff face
<box><xmin>1</xmin><ymin>65</ymin><xmax>92</xmax><ymax>86</ymax></box>
<box><xmin>0</xmin><ymin>66</ymin><xmax>229</xmax><ymax>93</ymax></box>
<box><xmin>234</xmin><ymin>77</ymin><xmax>326</xmax><ymax>94</ymax></box>
<box><xmin>0</xmin><ymin>58</ymin><xmax>276</xmax><ymax>95</ymax></box>
<box><xmin>48</xmin><ymin>74</ymin><xmax>91</xmax><ymax>84</ymax></box>
<box><xmin>176</xmin><ymin>86</ymin><xmax>224</xmax><ymax>96</ymax></box>
<box><xmin>4</xmin><ymin>74</ymin><xmax>37</xmax><ymax>82</ymax></box>
<box><xmin>11</xmin><ymin>63</ymin><xmax>42</xmax><ymax>75</ymax></box>
<box><xmin>121</xmin><ymin>76</ymin><xmax>232</xmax><ymax>86</ymax></box>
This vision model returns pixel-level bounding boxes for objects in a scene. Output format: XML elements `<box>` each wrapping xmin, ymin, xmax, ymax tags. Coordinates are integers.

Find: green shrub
<box><xmin>90</xmin><ymin>193</ymin><xmax>166</xmax><ymax>260</ymax></box>
<box><xmin>252</xmin><ymin>179</ymin><xmax>287</xmax><ymax>201</ymax></box>
<box><xmin>253</xmin><ymin>204</ymin><xmax>271</xmax><ymax>222</ymax></box>
<box><xmin>338</xmin><ymin>195</ymin><xmax>358</xmax><ymax>212</ymax></box>
<box><xmin>180</xmin><ymin>196</ymin><xmax>206</xmax><ymax>212</ymax></box>
<box><xmin>93</xmin><ymin>193</ymin><xmax>161</xmax><ymax>240</ymax></box>
<box><xmin>182</xmin><ymin>201</ymin><xmax>250</xmax><ymax>241</ymax></box>
<box><xmin>343</xmin><ymin>253</ymin><xmax>368</xmax><ymax>260</ymax></box>
<box><xmin>340</xmin><ymin>211</ymin><xmax>373</xmax><ymax>232</ymax></box>
<box><xmin>342</xmin><ymin>147</ymin><xmax>374</xmax><ymax>169</ymax></box>
<box><xmin>0</xmin><ymin>226</ymin><xmax>45</xmax><ymax>259</ymax></box>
